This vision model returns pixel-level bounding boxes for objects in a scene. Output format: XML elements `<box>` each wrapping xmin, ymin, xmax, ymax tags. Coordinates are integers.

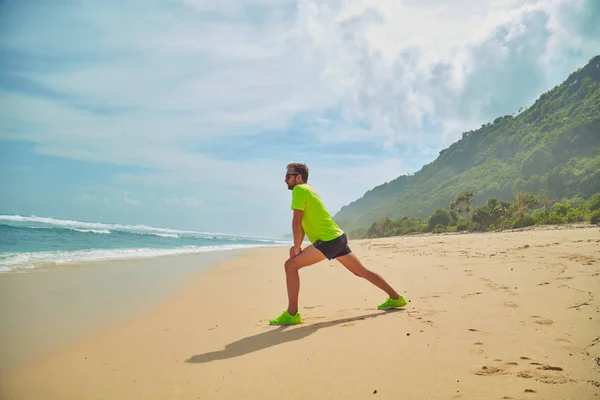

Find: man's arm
<box><xmin>292</xmin><ymin>209</ymin><xmax>305</xmax><ymax>256</ymax></box>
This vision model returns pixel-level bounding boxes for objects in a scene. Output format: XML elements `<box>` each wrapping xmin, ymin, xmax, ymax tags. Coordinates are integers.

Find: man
<box><xmin>269</xmin><ymin>163</ymin><xmax>407</xmax><ymax>325</ymax></box>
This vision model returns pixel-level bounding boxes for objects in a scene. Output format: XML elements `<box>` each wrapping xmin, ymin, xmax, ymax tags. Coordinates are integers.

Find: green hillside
<box><xmin>334</xmin><ymin>55</ymin><xmax>600</xmax><ymax>233</ymax></box>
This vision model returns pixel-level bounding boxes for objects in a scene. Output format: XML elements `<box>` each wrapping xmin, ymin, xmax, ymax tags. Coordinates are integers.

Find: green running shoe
<box><xmin>377</xmin><ymin>295</ymin><xmax>407</xmax><ymax>310</ymax></box>
<box><xmin>269</xmin><ymin>310</ymin><xmax>302</xmax><ymax>325</ymax></box>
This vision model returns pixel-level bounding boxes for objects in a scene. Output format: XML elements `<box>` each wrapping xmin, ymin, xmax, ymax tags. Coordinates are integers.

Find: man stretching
<box><xmin>269</xmin><ymin>163</ymin><xmax>407</xmax><ymax>325</ymax></box>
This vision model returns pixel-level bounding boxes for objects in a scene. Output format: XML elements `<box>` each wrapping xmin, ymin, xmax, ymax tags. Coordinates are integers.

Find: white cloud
<box><xmin>3</xmin><ymin>0</ymin><xmax>597</xmax><ymax>151</ymax></box>
<box><xmin>1</xmin><ymin>0</ymin><xmax>598</xmax><ymax>234</ymax></box>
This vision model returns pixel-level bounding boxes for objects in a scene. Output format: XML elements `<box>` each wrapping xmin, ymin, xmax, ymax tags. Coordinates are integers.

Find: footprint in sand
<box><xmin>408</xmin><ymin>309</ymin><xmax>437</xmax><ymax>318</ymax></box>
<box><xmin>461</xmin><ymin>292</ymin><xmax>483</xmax><ymax>299</ymax></box>
<box><xmin>556</xmin><ymin>276</ymin><xmax>574</xmax><ymax>280</ymax></box>
<box><xmin>541</xmin><ymin>365</ymin><xmax>564</xmax><ymax>371</ymax></box>
<box><xmin>471</xmin><ymin>365</ymin><xmax>508</xmax><ymax>376</ymax></box>
<box><xmin>304</xmin><ymin>316</ymin><xmax>325</xmax><ymax>321</ymax></box>
<box><xmin>481</xmin><ymin>278</ymin><xmax>517</xmax><ymax>295</ymax></box>
<box><xmin>534</xmin><ymin>318</ymin><xmax>554</xmax><ymax>326</ymax></box>
<box><xmin>470</xmin><ymin>342</ymin><xmax>484</xmax><ymax>355</ymax></box>
<box><xmin>560</xmin><ymin>254</ymin><xmax>596</xmax><ymax>265</ymax></box>
<box><xmin>517</xmin><ymin>365</ymin><xmax>572</xmax><ymax>384</ymax></box>
<box><xmin>466</xmin><ymin>327</ymin><xmax>492</xmax><ymax>336</ymax></box>
<box><xmin>304</xmin><ymin>305</ymin><xmax>322</xmax><ymax>310</ymax></box>
<box><xmin>504</xmin><ymin>301</ymin><xmax>519</xmax><ymax>308</ymax></box>
<box><xmin>472</xmin><ymin>359</ymin><xmax>572</xmax><ymax>384</ymax></box>
<box><xmin>419</xmin><ymin>294</ymin><xmax>443</xmax><ymax>299</ymax></box>
<box><xmin>463</xmin><ymin>269</ymin><xmax>474</xmax><ymax>277</ymax></box>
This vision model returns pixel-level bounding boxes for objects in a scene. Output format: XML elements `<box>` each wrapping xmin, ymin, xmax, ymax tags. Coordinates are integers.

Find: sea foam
<box><xmin>0</xmin><ymin>244</ymin><xmax>280</xmax><ymax>273</ymax></box>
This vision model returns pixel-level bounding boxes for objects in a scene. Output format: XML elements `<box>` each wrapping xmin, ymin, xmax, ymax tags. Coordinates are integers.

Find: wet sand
<box><xmin>0</xmin><ymin>251</ymin><xmax>237</xmax><ymax>372</ymax></box>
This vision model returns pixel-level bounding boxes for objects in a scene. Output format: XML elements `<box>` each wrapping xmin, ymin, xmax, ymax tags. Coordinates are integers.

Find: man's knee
<box><xmin>285</xmin><ymin>257</ymin><xmax>298</xmax><ymax>270</ymax></box>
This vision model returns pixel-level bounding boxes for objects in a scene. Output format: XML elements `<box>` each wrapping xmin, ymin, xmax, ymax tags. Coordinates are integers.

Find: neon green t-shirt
<box><xmin>290</xmin><ymin>183</ymin><xmax>344</xmax><ymax>243</ymax></box>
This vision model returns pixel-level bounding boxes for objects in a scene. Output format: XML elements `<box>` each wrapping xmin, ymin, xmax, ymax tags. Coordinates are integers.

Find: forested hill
<box><xmin>334</xmin><ymin>55</ymin><xmax>600</xmax><ymax>233</ymax></box>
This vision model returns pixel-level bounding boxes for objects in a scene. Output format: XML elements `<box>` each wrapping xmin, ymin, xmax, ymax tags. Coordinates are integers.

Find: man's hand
<box><xmin>289</xmin><ymin>246</ymin><xmax>302</xmax><ymax>258</ymax></box>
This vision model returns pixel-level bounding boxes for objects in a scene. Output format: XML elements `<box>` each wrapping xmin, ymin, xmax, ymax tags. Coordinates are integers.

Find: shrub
<box><xmin>533</xmin><ymin>210</ymin><xmax>550</xmax><ymax>225</ymax></box>
<box><xmin>547</xmin><ymin>212</ymin><xmax>566</xmax><ymax>224</ymax></box>
<box><xmin>588</xmin><ymin>193</ymin><xmax>600</xmax><ymax>212</ymax></box>
<box><xmin>428</xmin><ymin>209</ymin><xmax>456</xmax><ymax>231</ymax></box>
<box><xmin>566</xmin><ymin>208</ymin><xmax>588</xmax><ymax>223</ymax></box>
<box><xmin>433</xmin><ymin>224</ymin><xmax>446</xmax><ymax>234</ymax></box>
<box><xmin>591</xmin><ymin>210</ymin><xmax>600</xmax><ymax>225</ymax></box>
<box><xmin>552</xmin><ymin>202</ymin><xmax>571</xmax><ymax>216</ymax></box>
<box><xmin>456</xmin><ymin>219</ymin><xmax>473</xmax><ymax>231</ymax></box>
<box><xmin>513</xmin><ymin>215</ymin><xmax>536</xmax><ymax>228</ymax></box>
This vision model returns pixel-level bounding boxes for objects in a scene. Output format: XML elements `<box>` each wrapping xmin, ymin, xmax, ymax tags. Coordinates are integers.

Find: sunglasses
<box><xmin>286</xmin><ymin>173</ymin><xmax>300</xmax><ymax>179</ymax></box>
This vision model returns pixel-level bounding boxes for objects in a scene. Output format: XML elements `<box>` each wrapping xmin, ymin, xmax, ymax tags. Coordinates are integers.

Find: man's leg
<box><xmin>284</xmin><ymin>245</ymin><xmax>327</xmax><ymax>315</ymax></box>
<box><xmin>336</xmin><ymin>252</ymin><xmax>400</xmax><ymax>300</ymax></box>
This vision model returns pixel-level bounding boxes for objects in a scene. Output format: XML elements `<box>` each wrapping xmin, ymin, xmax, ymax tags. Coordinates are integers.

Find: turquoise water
<box><xmin>0</xmin><ymin>215</ymin><xmax>289</xmax><ymax>273</ymax></box>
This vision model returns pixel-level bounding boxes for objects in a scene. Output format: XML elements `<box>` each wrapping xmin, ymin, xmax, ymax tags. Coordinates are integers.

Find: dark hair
<box><xmin>287</xmin><ymin>162</ymin><xmax>309</xmax><ymax>182</ymax></box>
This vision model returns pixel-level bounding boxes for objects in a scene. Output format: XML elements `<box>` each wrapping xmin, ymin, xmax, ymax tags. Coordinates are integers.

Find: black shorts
<box><xmin>314</xmin><ymin>233</ymin><xmax>352</xmax><ymax>260</ymax></box>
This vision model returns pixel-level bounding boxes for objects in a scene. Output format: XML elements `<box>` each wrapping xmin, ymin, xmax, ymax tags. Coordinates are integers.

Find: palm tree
<box><xmin>449</xmin><ymin>201</ymin><xmax>457</xmax><ymax>211</ymax></box>
<box><xmin>453</xmin><ymin>191</ymin><xmax>474</xmax><ymax>218</ymax></box>
<box><xmin>515</xmin><ymin>192</ymin><xmax>538</xmax><ymax>217</ymax></box>
<box><xmin>462</xmin><ymin>191</ymin><xmax>474</xmax><ymax>218</ymax></box>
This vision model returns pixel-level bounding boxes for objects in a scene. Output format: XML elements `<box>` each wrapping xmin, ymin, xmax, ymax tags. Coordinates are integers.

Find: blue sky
<box><xmin>1</xmin><ymin>0</ymin><xmax>599</xmax><ymax>237</ymax></box>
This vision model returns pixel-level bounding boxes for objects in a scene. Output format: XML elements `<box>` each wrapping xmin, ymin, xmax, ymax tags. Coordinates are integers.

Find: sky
<box><xmin>1</xmin><ymin>0</ymin><xmax>599</xmax><ymax>238</ymax></box>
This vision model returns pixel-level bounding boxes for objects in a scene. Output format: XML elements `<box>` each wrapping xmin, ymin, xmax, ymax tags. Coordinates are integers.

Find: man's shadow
<box><xmin>186</xmin><ymin>310</ymin><xmax>402</xmax><ymax>364</ymax></box>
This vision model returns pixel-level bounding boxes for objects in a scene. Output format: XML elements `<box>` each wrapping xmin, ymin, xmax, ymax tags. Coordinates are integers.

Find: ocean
<box><xmin>0</xmin><ymin>215</ymin><xmax>289</xmax><ymax>274</ymax></box>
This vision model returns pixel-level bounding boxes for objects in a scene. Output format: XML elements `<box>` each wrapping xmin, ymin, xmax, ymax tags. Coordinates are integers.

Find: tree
<box><xmin>449</xmin><ymin>201</ymin><xmax>457</xmax><ymax>212</ymax></box>
<box><xmin>427</xmin><ymin>209</ymin><xmax>457</xmax><ymax>232</ymax></box>
<box><xmin>453</xmin><ymin>191</ymin><xmax>474</xmax><ymax>218</ymax></box>
<box><xmin>514</xmin><ymin>192</ymin><xmax>539</xmax><ymax>217</ymax></box>
<box><xmin>462</xmin><ymin>191</ymin><xmax>474</xmax><ymax>218</ymax></box>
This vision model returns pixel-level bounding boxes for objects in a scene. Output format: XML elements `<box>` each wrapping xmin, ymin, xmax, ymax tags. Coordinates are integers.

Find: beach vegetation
<box><xmin>348</xmin><ymin>190</ymin><xmax>600</xmax><ymax>239</ymax></box>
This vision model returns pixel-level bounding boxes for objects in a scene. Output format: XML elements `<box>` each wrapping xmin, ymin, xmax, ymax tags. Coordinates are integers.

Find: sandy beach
<box><xmin>1</xmin><ymin>224</ymin><xmax>599</xmax><ymax>399</ymax></box>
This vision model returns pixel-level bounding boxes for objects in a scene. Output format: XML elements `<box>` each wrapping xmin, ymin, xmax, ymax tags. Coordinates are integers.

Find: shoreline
<box><xmin>0</xmin><ymin>248</ymin><xmax>263</xmax><ymax>373</ymax></box>
<box><xmin>0</xmin><ymin>243</ymin><xmax>290</xmax><ymax>275</ymax></box>
<box><xmin>1</xmin><ymin>225</ymin><xmax>599</xmax><ymax>399</ymax></box>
